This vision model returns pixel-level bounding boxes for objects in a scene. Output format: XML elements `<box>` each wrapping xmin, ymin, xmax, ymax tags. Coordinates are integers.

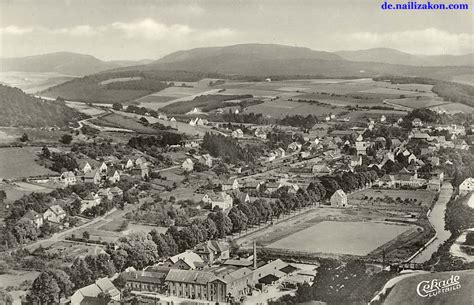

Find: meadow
<box><xmin>0</xmin><ymin>147</ymin><xmax>56</xmax><ymax>179</ymax></box>
<box><xmin>267</xmin><ymin>221</ymin><xmax>414</xmax><ymax>256</ymax></box>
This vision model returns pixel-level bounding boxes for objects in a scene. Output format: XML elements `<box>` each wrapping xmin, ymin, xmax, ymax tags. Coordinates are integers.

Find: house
<box><xmin>380</xmin><ymin>115</ymin><xmax>386</xmax><ymax>123</ymax></box>
<box><xmin>122</xmin><ymin>267</ymin><xmax>171</xmax><ymax>293</ymax></box>
<box><xmin>43</xmin><ymin>205</ymin><xmax>66</xmax><ymax>223</ymax></box>
<box><xmin>98</xmin><ymin>162</ymin><xmax>108</xmax><ymax>174</ymax></box>
<box><xmin>330</xmin><ymin>189</ymin><xmax>347</xmax><ymax>207</ymax></box>
<box><xmin>255</xmin><ymin>129</ymin><xmax>267</xmax><ymax>139</ymax></box>
<box><xmin>110</xmin><ymin>186</ymin><xmax>123</xmax><ymax>198</ymax></box>
<box><xmin>355</xmin><ymin>141</ymin><xmax>369</xmax><ymax>156</ymax></box>
<box><xmin>166</xmin><ymin>250</ymin><xmax>205</xmax><ymax>270</ymax></box>
<box><xmin>194</xmin><ymin>240</ymin><xmax>230</xmax><ymax>263</ymax></box>
<box><xmin>192</xmin><ymin>193</ymin><xmax>212</xmax><ymax>205</ymax></box>
<box><xmin>22</xmin><ymin>210</ymin><xmax>43</xmax><ymax>228</ymax></box>
<box><xmin>221</xmin><ymin>179</ymin><xmax>239</xmax><ymax>191</ymax></box>
<box><xmin>459</xmin><ymin>177</ymin><xmax>474</xmax><ymax>196</ymax></box>
<box><xmin>275</xmin><ymin>148</ymin><xmax>286</xmax><ymax>158</ymax></box>
<box><xmin>241</xmin><ymin>180</ymin><xmax>262</xmax><ymax>192</ymax></box>
<box><xmin>210</xmin><ymin>192</ymin><xmax>233</xmax><ymax>211</ymax></box>
<box><xmin>253</xmin><ymin>259</ymin><xmax>297</xmax><ymax>284</ymax></box>
<box><xmin>77</xmin><ymin>160</ymin><xmax>92</xmax><ymax>173</ymax></box>
<box><xmin>231</xmin><ymin>129</ymin><xmax>244</xmax><ymax>138</ymax></box>
<box><xmin>312</xmin><ymin>164</ymin><xmax>331</xmax><ymax>175</ymax></box>
<box><xmin>182</xmin><ymin>158</ymin><xmax>194</xmax><ymax>172</ymax></box>
<box><xmin>60</xmin><ymin>171</ymin><xmax>76</xmax><ymax>186</ymax></box>
<box><xmin>97</xmin><ymin>188</ymin><xmax>113</xmax><ymax>200</ymax></box>
<box><xmin>427</xmin><ymin>178</ymin><xmax>441</xmax><ymax>192</ymax></box>
<box><xmin>287</xmin><ymin>142</ymin><xmax>301</xmax><ymax>152</ymax></box>
<box><xmin>125</xmin><ymin>159</ymin><xmax>134</xmax><ymax>169</ymax></box>
<box><xmin>394</xmin><ymin>168</ymin><xmax>423</xmax><ymax>188</ymax></box>
<box><xmin>378</xmin><ymin>174</ymin><xmax>395</xmax><ymax>188</ymax></box>
<box><xmin>412</xmin><ymin>118</ymin><xmax>423</xmax><ymax>127</ymax></box>
<box><xmin>350</xmin><ymin>155</ymin><xmax>362</xmax><ymax>167</ymax></box>
<box><xmin>70</xmin><ymin>277</ymin><xmax>120</xmax><ymax>304</ymax></box>
<box><xmin>429</xmin><ymin>156</ymin><xmax>440</xmax><ymax>166</ymax></box>
<box><xmin>137</xmin><ymin>162</ymin><xmax>149</xmax><ymax>179</ymax></box>
<box><xmin>135</xmin><ymin>157</ymin><xmax>147</xmax><ymax>167</ymax></box>
<box><xmin>83</xmin><ymin>169</ymin><xmax>101</xmax><ymax>185</ymax></box>
<box><xmin>107</xmin><ymin>169</ymin><xmax>121</xmax><ymax>184</ymax></box>
<box><xmin>80</xmin><ymin>193</ymin><xmax>101</xmax><ymax>213</ymax></box>
<box><xmin>265</xmin><ymin>182</ymin><xmax>282</xmax><ymax>194</ymax></box>
<box><xmin>197</xmin><ymin>154</ymin><xmax>213</xmax><ymax>167</ymax></box>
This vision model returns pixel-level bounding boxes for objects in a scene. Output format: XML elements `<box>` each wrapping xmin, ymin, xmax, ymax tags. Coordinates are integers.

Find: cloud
<box><xmin>50</xmin><ymin>25</ymin><xmax>100</xmax><ymax>37</ymax></box>
<box><xmin>0</xmin><ymin>25</ymin><xmax>34</xmax><ymax>35</ymax></box>
<box><xmin>0</xmin><ymin>18</ymin><xmax>236</xmax><ymax>42</ymax></box>
<box><xmin>341</xmin><ymin>28</ymin><xmax>473</xmax><ymax>55</ymax></box>
<box><xmin>109</xmin><ymin>18</ymin><xmax>193</xmax><ymax>40</ymax></box>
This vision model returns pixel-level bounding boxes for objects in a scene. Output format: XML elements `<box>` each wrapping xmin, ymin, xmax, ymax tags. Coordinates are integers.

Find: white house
<box><xmin>231</xmin><ymin>129</ymin><xmax>244</xmax><ymax>138</ymax></box>
<box><xmin>125</xmin><ymin>159</ymin><xmax>134</xmax><ymax>169</ymax></box>
<box><xmin>459</xmin><ymin>177</ymin><xmax>474</xmax><ymax>196</ymax></box>
<box><xmin>80</xmin><ymin>193</ymin><xmax>101</xmax><ymax>213</ymax></box>
<box><xmin>43</xmin><ymin>205</ymin><xmax>66</xmax><ymax>223</ymax></box>
<box><xmin>60</xmin><ymin>171</ymin><xmax>76</xmax><ymax>186</ymax></box>
<box><xmin>182</xmin><ymin>158</ymin><xmax>194</xmax><ymax>172</ymax></box>
<box><xmin>330</xmin><ymin>189</ymin><xmax>347</xmax><ymax>207</ymax></box>
<box><xmin>70</xmin><ymin>277</ymin><xmax>120</xmax><ymax>304</ymax></box>
<box><xmin>222</xmin><ymin>179</ymin><xmax>239</xmax><ymax>191</ymax></box>
<box><xmin>210</xmin><ymin>192</ymin><xmax>233</xmax><ymax>211</ymax></box>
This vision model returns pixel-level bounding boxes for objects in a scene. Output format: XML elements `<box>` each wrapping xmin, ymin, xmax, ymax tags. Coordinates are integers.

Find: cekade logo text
<box><xmin>416</xmin><ymin>275</ymin><xmax>461</xmax><ymax>298</ymax></box>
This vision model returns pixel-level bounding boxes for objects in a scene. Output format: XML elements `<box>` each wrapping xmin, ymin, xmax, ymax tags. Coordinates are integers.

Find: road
<box><xmin>411</xmin><ymin>182</ymin><xmax>453</xmax><ymax>263</ymax></box>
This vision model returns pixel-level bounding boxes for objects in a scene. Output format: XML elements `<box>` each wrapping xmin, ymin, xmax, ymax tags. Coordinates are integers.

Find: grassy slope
<box><xmin>0</xmin><ymin>84</ymin><xmax>82</xmax><ymax>127</ymax></box>
<box><xmin>40</xmin><ymin>70</ymin><xmax>225</xmax><ymax>104</ymax></box>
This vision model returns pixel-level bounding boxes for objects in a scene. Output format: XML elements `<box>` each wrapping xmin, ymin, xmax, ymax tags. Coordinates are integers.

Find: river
<box><xmin>411</xmin><ymin>182</ymin><xmax>453</xmax><ymax>263</ymax></box>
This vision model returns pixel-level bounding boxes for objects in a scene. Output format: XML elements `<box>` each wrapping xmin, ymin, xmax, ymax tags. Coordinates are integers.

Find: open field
<box><xmin>429</xmin><ymin>102</ymin><xmax>474</xmax><ymax>114</ymax></box>
<box><xmin>268</xmin><ymin>221</ymin><xmax>414</xmax><ymax>256</ymax></box>
<box><xmin>0</xmin><ymin>181</ymin><xmax>55</xmax><ymax>203</ymax></box>
<box><xmin>91</xmin><ymin>113</ymin><xmax>157</xmax><ymax>133</ymax></box>
<box><xmin>0</xmin><ymin>147</ymin><xmax>56</xmax><ymax>179</ymax></box>
<box><xmin>65</xmin><ymin>101</ymin><xmax>106</xmax><ymax>116</ymax></box>
<box><xmin>0</xmin><ymin>127</ymin><xmax>68</xmax><ymax>144</ymax></box>
<box><xmin>246</xmin><ymin>98</ymin><xmax>347</xmax><ymax>118</ymax></box>
<box><xmin>385</xmin><ymin>96</ymin><xmax>447</xmax><ymax>109</ymax></box>
<box><xmin>0</xmin><ymin>270</ymin><xmax>40</xmax><ymax>288</ymax></box>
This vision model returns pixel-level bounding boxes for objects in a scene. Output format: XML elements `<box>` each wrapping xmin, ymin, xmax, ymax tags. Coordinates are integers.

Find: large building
<box><xmin>165</xmin><ymin>267</ymin><xmax>254</xmax><ymax>302</ymax></box>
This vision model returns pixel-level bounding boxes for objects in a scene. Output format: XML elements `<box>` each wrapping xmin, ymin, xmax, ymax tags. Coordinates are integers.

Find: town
<box><xmin>1</xmin><ymin>75</ymin><xmax>473</xmax><ymax>304</ymax></box>
<box><xmin>0</xmin><ymin>2</ymin><xmax>473</xmax><ymax>302</ymax></box>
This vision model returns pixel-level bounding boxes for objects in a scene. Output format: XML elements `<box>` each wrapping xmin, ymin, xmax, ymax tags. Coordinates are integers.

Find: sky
<box><xmin>0</xmin><ymin>0</ymin><xmax>473</xmax><ymax>60</ymax></box>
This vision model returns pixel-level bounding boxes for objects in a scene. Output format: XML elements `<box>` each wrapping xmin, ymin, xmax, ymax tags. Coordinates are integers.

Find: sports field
<box><xmin>268</xmin><ymin>221</ymin><xmax>414</xmax><ymax>256</ymax></box>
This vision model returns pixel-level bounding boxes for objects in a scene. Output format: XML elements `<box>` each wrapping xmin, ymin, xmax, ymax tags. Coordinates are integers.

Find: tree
<box><xmin>68</xmin><ymin>258</ymin><xmax>94</xmax><ymax>288</ymax></box>
<box><xmin>41</xmin><ymin>146</ymin><xmax>51</xmax><ymax>159</ymax></box>
<box><xmin>29</xmin><ymin>271</ymin><xmax>61</xmax><ymax>304</ymax></box>
<box><xmin>48</xmin><ymin>269</ymin><xmax>73</xmax><ymax>301</ymax></box>
<box><xmin>82</xmin><ymin>231</ymin><xmax>90</xmax><ymax>240</ymax></box>
<box><xmin>20</xmin><ymin>133</ymin><xmax>29</xmax><ymax>142</ymax></box>
<box><xmin>115</xmin><ymin>232</ymin><xmax>159</xmax><ymax>270</ymax></box>
<box><xmin>85</xmin><ymin>253</ymin><xmax>116</xmax><ymax>278</ymax></box>
<box><xmin>60</xmin><ymin>134</ymin><xmax>73</xmax><ymax>144</ymax></box>
<box><xmin>112</xmin><ymin>103</ymin><xmax>123</xmax><ymax>111</ymax></box>
<box><xmin>0</xmin><ymin>289</ymin><xmax>13</xmax><ymax>304</ymax></box>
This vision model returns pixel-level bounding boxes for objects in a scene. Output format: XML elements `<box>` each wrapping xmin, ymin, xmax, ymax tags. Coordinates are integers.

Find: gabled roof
<box><xmin>48</xmin><ymin>204</ymin><xmax>65</xmax><ymax>216</ymax></box>
<box><xmin>165</xmin><ymin>269</ymin><xmax>217</xmax><ymax>284</ymax></box>
<box><xmin>23</xmin><ymin>210</ymin><xmax>41</xmax><ymax>220</ymax></box>
<box><xmin>168</xmin><ymin>251</ymin><xmax>204</xmax><ymax>269</ymax></box>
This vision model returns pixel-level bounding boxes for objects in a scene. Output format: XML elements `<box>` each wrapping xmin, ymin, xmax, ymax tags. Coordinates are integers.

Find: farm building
<box><xmin>330</xmin><ymin>189</ymin><xmax>347</xmax><ymax>207</ymax></box>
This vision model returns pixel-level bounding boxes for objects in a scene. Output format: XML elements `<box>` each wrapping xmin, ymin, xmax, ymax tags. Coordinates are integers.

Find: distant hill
<box><xmin>336</xmin><ymin>48</ymin><xmax>474</xmax><ymax>66</ymax></box>
<box><xmin>0</xmin><ymin>84</ymin><xmax>82</xmax><ymax>127</ymax></box>
<box><xmin>134</xmin><ymin>44</ymin><xmax>472</xmax><ymax>80</ymax></box>
<box><xmin>0</xmin><ymin>52</ymin><xmax>150</xmax><ymax>76</ymax></box>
